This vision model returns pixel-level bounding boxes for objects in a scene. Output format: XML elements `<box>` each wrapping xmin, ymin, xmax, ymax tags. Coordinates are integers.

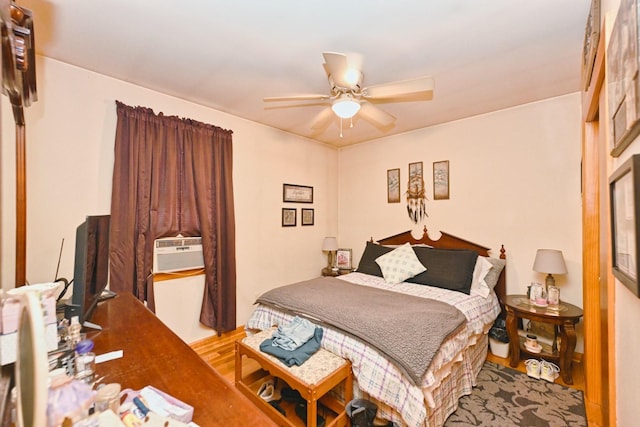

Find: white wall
<box><xmin>338</xmin><ymin>93</ymin><xmax>584</xmax><ymax>351</ymax></box>
<box><xmin>0</xmin><ymin>56</ymin><xmax>338</xmax><ymax>332</ymax></box>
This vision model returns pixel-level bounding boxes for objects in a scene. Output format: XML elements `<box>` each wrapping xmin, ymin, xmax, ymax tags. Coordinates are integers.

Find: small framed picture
<box><xmin>547</xmin><ymin>285</ymin><xmax>560</xmax><ymax>306</ymax></box>
<box><xmin>387</xmin><ymin>168</ymin><xmax>400</xmax><ymax>203</ymax></box>
<box><xmin>301</xmin><ymin>208</ymin><xmax>314</xmax><ymax>226</ymax></box>
<box><xmin>282</xmin><ymin>208</ymin><xmax>296</xmax><ymax>227</ymax></box>
<box><xmin>336</xmin><ymin>248</ymin><xmax>352</xmax><ymax>270</ymax></box>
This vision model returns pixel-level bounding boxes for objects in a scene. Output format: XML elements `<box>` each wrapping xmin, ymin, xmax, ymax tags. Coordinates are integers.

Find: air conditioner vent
<box><xmin>153</xmin><ymin>236</ymin><xmax>204</xmax><ymax>273</ymax></box>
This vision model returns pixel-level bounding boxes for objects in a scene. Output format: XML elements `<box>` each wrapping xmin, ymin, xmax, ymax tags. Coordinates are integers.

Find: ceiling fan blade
<box><xmin>358</xmin><ymin>102</ymin><xmax>396</xmax><ymax>128</ymax></box>
<box><xmin>322</xmin><ymin>52</ymin><xmax>350</xmax><ymax>87</ymax></box>
<box><xmin>363</xmin><ymin>76</ymin><xmax>434</xmax><ymax>100</ymax></box>
<box><xmin>264</xmin><ymin>94</ymin><xmax>331</xmax><ymax>102</ymax></box>
<box><xmin>311</xmin><ymin>107</ymin><xmax>334</xmax><ymax>132</ymax></box>
<box><xmin>264</xmin><ymin>101</ymin><xmax>330</xmax><ymax>111</ymax></box>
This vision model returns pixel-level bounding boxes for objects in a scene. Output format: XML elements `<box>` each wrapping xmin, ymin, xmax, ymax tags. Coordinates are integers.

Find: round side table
<box><xmin>503</xmin><ymin>294</ymin><xmax>583</xmax><ymax>384</ymax></box>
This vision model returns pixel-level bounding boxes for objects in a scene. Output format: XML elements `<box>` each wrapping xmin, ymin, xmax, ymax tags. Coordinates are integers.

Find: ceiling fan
<box><xmin>264</xmin><ymin>52</ymin><xmax>435</xmax><ymax>136</ymax></box>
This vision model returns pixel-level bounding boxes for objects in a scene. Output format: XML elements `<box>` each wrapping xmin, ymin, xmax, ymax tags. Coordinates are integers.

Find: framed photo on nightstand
<box><xmin>336</xmin><ymin>249</ymin><xmax>352</xmax><ymax>270</ymax></box>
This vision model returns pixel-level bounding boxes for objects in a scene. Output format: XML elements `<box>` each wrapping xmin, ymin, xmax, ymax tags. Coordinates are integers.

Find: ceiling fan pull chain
<box><xmin>350</xmin><ymin>117</ymin><xmax>354</xmax><ymax>128</ymax></box>
<box><xmin>339</xmin><ymin>118</ymin><xmax>344</xmax><ymax>138</ymax></box>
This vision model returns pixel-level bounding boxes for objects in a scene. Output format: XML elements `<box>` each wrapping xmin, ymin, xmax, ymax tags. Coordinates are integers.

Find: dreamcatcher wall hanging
<box><xmin>406</xmin><ymin>161</ymin><xmax>428</xmax><ymax>223</ymax></box>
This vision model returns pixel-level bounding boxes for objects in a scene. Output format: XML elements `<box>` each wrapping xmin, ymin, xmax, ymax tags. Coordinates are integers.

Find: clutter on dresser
<box><xmin>4</xmin><ymin>284</ymin><xmax>201</xmax><ymax>427</ymax></box>
<box><xmin>0</xmin><ymin>282</ymin><xmax>60</xmax><ymax>365</ymax></box>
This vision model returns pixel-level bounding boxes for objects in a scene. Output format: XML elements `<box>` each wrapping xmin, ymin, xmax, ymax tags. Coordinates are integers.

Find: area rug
<box><xmin>444</xmin><ymin>361</ymin><xmax>586</xmax><ymax>427</ymax></box>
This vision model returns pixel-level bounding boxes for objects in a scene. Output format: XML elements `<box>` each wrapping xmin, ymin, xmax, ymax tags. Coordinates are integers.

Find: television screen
<box><xmin>64</xmin><ymin>215</ymin><xmax>111</xmax><ymax>326</ymax></box>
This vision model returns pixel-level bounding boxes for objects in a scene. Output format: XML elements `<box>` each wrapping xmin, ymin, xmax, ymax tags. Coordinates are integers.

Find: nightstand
<box><xmin>504</xmin><ymin>294</ymin><xmax>583</xmax><ymax>384</ymax></box>
<box><xmin>321</xmin><ymin>267</ymin><xmax>353</xmax><ymax>277</ymax></box>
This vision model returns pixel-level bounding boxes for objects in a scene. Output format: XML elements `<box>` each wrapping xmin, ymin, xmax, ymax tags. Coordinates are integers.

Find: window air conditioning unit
<box><xmin>153</xmin><ymin>236</ymin><xmax>204</xmax><ymax>274</ymax></box>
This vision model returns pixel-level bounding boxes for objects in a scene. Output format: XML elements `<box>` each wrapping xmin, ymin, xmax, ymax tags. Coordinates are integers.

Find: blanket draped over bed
<box><xmin>255</xmin><ymin>277</ymin><xmax>467</xmax><ymax>384</ymax></box>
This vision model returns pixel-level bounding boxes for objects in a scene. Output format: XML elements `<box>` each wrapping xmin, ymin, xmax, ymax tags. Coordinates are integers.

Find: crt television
<box><xmin>64</xmin><ymin>215</ymin><xmax>111</xmax><ymax>327</ymax></box>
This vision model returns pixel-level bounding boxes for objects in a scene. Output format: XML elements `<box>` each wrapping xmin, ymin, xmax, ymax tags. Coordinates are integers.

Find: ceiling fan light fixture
<box><xmin>345</xmin><ymin>69</ymin><xmax>361</xmax><ymax>86</ymax></box>
<box><xmin>332</xmin><ymin>95</ymin><xmax>360</xmax><ymax>119</ymax></box>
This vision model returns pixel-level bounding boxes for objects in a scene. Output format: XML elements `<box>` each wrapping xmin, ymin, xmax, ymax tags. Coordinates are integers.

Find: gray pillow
<box><xmin>407</xmin><ymin>247</ymin><xmax>478</xmax><ymax>294</ymax></box>
<box><xmin>483</xmin><ymin>257</ymin><xmax>506</xmax><ymax>289</ymax></box>
<box><xmin>356</xmin><ymin>241</ymin><xmax>394</xmax><ymax>277</ymax></box>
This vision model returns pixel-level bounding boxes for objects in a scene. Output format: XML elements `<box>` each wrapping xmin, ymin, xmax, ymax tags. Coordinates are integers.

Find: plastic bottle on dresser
<box><xmin>68</xmin><ymin>315</ymin><xmax>82</xmax><ymax>348</ymax></box>
<box><xmin>74</xmin><ymin>339</ymin><xmax>96</xmax><ymax>384</ymax></box>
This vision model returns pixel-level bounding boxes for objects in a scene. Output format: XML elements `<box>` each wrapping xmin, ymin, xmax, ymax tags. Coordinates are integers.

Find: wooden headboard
<box><xmin>373</xmin><ymin>226</ymin><xmax>507</xmax><ymax>310</ymax></box>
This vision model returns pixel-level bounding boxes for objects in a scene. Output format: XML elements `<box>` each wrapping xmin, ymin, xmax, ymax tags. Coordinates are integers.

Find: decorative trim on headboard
<box><xmin>374</xmin><ymin>226</ymin><xmax>491</xmax><ymax>255</ymax></box>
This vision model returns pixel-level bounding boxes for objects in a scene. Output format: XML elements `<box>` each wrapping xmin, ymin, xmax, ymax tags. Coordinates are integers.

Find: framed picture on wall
<box><xmin>582</xmin><ymin>0</ymin><xmax>600</xmax><ymax>90</ymax></box>
<box><xmin>407</xmin><ymin>161</ymin><xmax>427</xmax><ymax>223</ymax></box>
<box><xmin>408</xmin><ymin>161</ymin><xmax>423</xmax><ymax>181</ymax></box>
<box><xmin>387</xmin><ymin>168</ymin><xmax>400</xmax><ymax>203</ymax></box>
<box><xmin>283</xmin><ymin>184</ymin><xmax>314</xmax><ymax>203</ymax></box>
<box><xmin>282</xmin><ymin>208</ymin><xmax>297</xmax><ymax>227</ymax></box>
<box><xmin>433</xmin><ymin>160</ymin><xmax>450</xmax><ymax>200</ymax></box>
<box><xmin>301</xmin><ymin>208</ymin><xmax>314</xmax><ymax>226</ymax></box>
<box><xmin>608</xmin><ymin>0</ymin><xmax>640</xmax><ymax>157</ymax></box>
<box><xmin>609</xmin><ymin>154</ymin><xmax>640</xmax><ymax>297</ymax></box>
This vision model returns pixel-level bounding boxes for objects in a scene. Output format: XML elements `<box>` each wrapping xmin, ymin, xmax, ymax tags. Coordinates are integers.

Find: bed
<box><xmin>246</xmin><ymin>227</ymin><xmax>506</xmax><ymax>427</ymax></box>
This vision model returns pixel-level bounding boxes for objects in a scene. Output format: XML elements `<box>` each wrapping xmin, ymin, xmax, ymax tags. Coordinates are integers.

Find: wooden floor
<box><xmin>190</xmin><ymin>326</ymin><xmax>585</xmax><ymax>392</ymax></box>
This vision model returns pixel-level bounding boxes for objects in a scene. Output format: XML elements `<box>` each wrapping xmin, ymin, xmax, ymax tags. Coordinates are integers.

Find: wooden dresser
<box><xmin>87</xmin><ymin>292</ymin><xmax>276</xmax><ymax>426</ymax></box>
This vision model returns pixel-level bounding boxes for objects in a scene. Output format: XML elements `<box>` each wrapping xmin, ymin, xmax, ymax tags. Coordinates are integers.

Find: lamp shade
<box><xmin>322</xmin><ymin>237</ymin><xmax>338</xmax><ymax>251</ymax></box>
<box><xmin>532</xmin><ymin>249</ymin><xmax>567</xmax><ymax>274</ymax></box>
<box><xmin>331</xmin><ymin>95</ymin><xmax>360</xmax><ymax>119</ymax></box>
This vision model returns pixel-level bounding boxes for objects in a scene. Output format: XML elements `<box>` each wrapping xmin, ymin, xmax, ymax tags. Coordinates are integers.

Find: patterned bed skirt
<box><xmin>355</xmin><ymin>334</ymin><xmax>488</xmax><ymax>427</ymax></box>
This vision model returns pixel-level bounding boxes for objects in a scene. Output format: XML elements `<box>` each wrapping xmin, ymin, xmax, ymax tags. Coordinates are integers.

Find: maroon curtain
<box><xmin>110</xmin><ymin>101</ymin><xmax>236</xmax><ymax>333</ymax></box>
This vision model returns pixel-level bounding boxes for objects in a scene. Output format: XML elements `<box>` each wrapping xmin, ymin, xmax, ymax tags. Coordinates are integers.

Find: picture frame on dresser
<box><xmin>609</xmin><ymin>154</ymin><xmax>640</xmax><ymax>297</ymax></box>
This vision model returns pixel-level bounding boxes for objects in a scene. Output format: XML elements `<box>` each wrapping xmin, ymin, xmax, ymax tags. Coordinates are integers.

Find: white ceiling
<box><xmin>19</xmin><ymin>0</ymin><xmax>591</xmax><ymax>147</ymax></box>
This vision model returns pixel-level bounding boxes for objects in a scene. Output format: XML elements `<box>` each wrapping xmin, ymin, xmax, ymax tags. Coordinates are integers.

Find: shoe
<box><xmin>268</xmin><ymin>400</ymin><xmax>286</xmax><ymax>416</ymax></box>
<box><xmin>257</xmin><ymin>378</ymin><xmax>281</xmax><ymax>402</ymax></box>
<box><xmin>281</xmin><ymin>386</ymin><xmax>302</xmax><ymax>403</ymax></box>
<box><xmin>294</xmin><ymin>400</ymin><xmax>325</xmax><ymax>427</ymax></box>
<box><xmin>524</xmin><ymin>359</ymin><xmax>541</xmax><ymax>379</ymax></box>
<box><xmin>350</xmin><ymin>406</ymin><xmax>369</xmax><ymax>427</ymax></box>
<box><xmin>346</xmin><ymin>399</ymin><xmax>378</xmax><ymax>427</ymax></box>
<box><xmin>540</xmin><ymin>360</ymin><xmax>560</xmax><ymax>382</ymax></box>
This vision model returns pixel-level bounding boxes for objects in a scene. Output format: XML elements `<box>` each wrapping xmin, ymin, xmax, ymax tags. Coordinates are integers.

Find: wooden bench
<box><xmin>235</xmin><ymin>327</ymin><xmax>353</xmax><ymax>427</ymax></box>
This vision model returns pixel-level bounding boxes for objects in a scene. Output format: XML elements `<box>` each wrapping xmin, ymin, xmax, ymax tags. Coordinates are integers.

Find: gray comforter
<box><xmin>255</xmin><ymin>277</ymin><xmax>467</xmax><ymax>384</ymax></box>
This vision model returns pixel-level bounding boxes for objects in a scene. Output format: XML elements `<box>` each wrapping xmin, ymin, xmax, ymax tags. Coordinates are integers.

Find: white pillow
<box><xmin>470</xmin><ymin>256</ymin><xmax>493</xmax><ymax>298</ymax></box>
<box><xmin>375</xmin><ymin>243</ymin><xmax>427</xmax><ymax>285</ymax></box>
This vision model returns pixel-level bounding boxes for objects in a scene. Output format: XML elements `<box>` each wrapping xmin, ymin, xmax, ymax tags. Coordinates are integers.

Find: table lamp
<box><xmin>322</xmin><ymin>237</ymin><xmax>339</xmax><ymax>271</ymax></box>
<box><xmin>533</xmin><ymin>249</ymin><xmax>567</xmax><ymax>306</ymax></box>
<box><xmin>533</xmin><ymin>249</ymin><xmax>567</xmax><ymax>287</ymax></box>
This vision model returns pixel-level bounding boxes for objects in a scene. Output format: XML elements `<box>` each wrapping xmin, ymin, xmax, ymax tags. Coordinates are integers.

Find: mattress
<box><xmin>246</xmin><ymin>272</ymin><xmax>501</xmax><ymax>427</ymax></box>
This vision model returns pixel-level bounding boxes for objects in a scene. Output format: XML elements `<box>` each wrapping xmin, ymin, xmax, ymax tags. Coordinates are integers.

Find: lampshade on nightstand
<box><xmin>533</xmin><ymin>249</ymin><xmax>567</xmax><ymax>288</ymax></box>
<box><xmin>322</xmin><ymin>237</ymin><xmax>339</xmax><ymax>270</ymax></box>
